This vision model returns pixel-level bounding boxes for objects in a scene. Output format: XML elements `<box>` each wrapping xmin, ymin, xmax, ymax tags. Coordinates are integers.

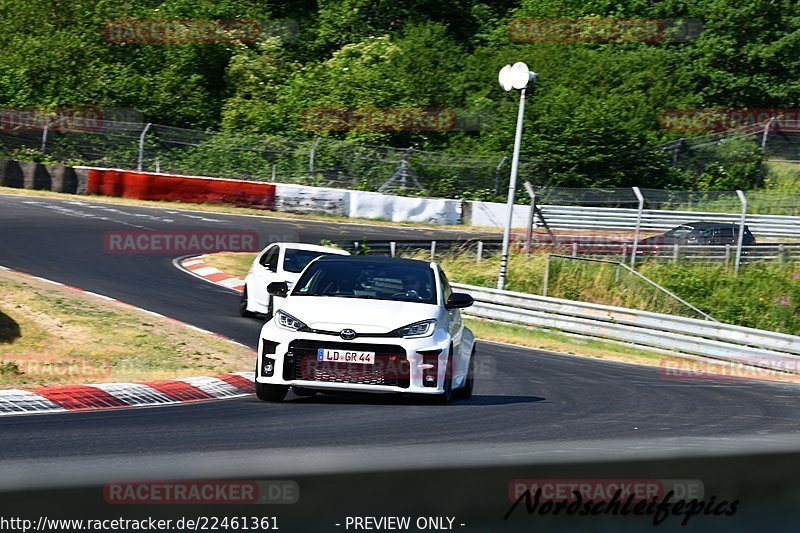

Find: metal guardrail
<box><xmin>337</xmin><ymin>239</ymin><xmax>800</xmax><ymax>265</ymax></box>
<box><xmin>538</xmin><ymin>205</ymin><xmax>800</xmax><ymax>239</ymax></box>
<box><xmin>453</xmin><ymin>282</ymin><xmax>800</xmax><ymax>373</ymax></box>
<box><xmin>334</xmin><ymin>239</ymin><xmax>504</xmax><ymax>258</ymax></box>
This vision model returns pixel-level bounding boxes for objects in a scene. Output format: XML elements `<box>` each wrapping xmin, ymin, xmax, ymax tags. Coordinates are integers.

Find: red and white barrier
<box><xmin>80</xmin><ymin>167</ymin><xmax>462</xmax><ymax>224</ymax></box>
<box><xmin>84</xmin><ymin>168</ymin><xmax>276</xmax><ymax>209</ymax></box>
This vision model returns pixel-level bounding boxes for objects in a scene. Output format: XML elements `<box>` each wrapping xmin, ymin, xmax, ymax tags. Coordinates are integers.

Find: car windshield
<box><xmin>282</xmin><ymin>249</ymin><xmax>332</xmax><ymax>273</ymax></box>
<box><xmin>663</xmin><ymin>225</ymin><xmax>695</xmax><ymax>239</ymax></box>
<box><xmin>291</xmin><ymin>260</ymin><xmax>437</xmax><ymax>304</ymax></box>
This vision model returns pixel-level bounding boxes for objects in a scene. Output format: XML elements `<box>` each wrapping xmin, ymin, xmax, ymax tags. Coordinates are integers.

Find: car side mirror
<box><xmin>445</xmin><ymin>292</ymin><xmax>473</xmax><ymax>309</ymax></box>
<box><xmin>267</xmin><ymin>281</ymin><xmax>288</xmax><ymax>297</ymax></box>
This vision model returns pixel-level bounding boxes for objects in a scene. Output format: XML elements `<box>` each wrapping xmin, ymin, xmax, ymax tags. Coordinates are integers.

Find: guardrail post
<box><xmin>41</xmin><ymin>122</ymin><xmax>49</xmax><ymax>155</ymax></box>
<box><xmin>630</xmin><ymin>186</ymin><xmax>644</xmax><ymax>269</ymax></box>
<box><xmin>621</xmin><ymin>244</ymin><xmax>628</xmax><ymax>264</ymax></box>
<box><xmin>725</xmin><ymin>244</ymin><xmax>731</xmax><ymax>268</ymax></box>
<box><xmin>735</xmin><ymin>190</ymin><xmax>747</xmax><ymax>274</ymax></box>
<box><xmin>542</xmin><ymin>254</ymin><xmax>551</xmax><ymax>296</ymax></box>
<box><xmin>524</xmin><ymin>181</ymin><xmax>536</xmax><ymax>258</ymax></box>
<box><xmin>430</xmin><ymin>240</ymin><xmax>436</xmax><ymax>261</ymax></box>
<box><xmin>309</xmin><ymin>136</ymin><xmax>320</xmax><ymax>179</ymax></box>
<box><xmin>476</xmin><ymin>241</ymin><xmax>483</xmax><ymax>263</ymax></box>
<box><xmin>493</xmin><ymin>156</ymin><xmax>507</xmax><ymax>196</ymax></box>
<box><xmin>761</xmin><ymin>117</ymin><xmax>774</xmax><ymax>151</ymax></box>
<box><xmin>390</xmin><ymin>241</ymin><xmax>396</xmax><ymax>258</ymax></box>
<box><xmin>673</xmin><ymin>243</ymin><xmax>679</xmax><ymax>264</ymax></box>
<box><xmin>779</xmin><ymin>244</ymin><xmax>786</xmax><ymax>265</ymax></box>
<box><xmin>571</xmin><ymin>242</ymin><xmax>578</xmax><ymax>257</ymax></box>
<box><xmin>137</xmin><ymin>122</ymin><xmax>152</xmax><ymax>171</ymax></box>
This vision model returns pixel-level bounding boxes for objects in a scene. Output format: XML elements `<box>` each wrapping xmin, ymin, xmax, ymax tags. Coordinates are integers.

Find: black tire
<box><xmin>431</xmin><ymin>356</ymin><xmax>454</xmax><ymax>404</ymax></box>
<box><xmin>239</xmin><ymin>286</ymin><xmax>255</xmax><ymax>317</ymax></box>
<box><xmin>255</xmin><ymin>382</ymin><xmax>288</xmax><ymax>402</ymax></box>
<box><xmin>454</xmin><ymin>346</ymin><xmax>476</xmax><ymax>400</ymax></box>
<box><xmin>292</xmin><ymin>386</ymin><xmax>317</xmax><ymax>397</ymax></box>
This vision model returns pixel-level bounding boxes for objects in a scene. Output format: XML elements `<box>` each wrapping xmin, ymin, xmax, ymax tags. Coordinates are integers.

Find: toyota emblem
<box><xmin>340</xmin><ymin>329</ymin><xmax>357</xmax><ymax>340</ymax></box>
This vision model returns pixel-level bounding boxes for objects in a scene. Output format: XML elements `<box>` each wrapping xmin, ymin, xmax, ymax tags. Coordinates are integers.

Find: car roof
<box><xmin>275</xmin><ymin>242</ymin><xmax>350</xmax><ymax>254</ymax></box>
<box><xmin>313</xmin><ymin>255</ymin><xmax>434</xmax><ymax>268</ymax></box>
<box><xmin>679</xmin><ymin>222</ymin><xmax>745</xmax><ymax>229</ymax></box>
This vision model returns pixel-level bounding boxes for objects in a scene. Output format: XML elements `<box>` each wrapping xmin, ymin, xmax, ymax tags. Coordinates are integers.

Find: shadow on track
<box><xmin>269</xmin><ymin>392</ymin><xmax>546</xmax><ymax>406</ymax></box>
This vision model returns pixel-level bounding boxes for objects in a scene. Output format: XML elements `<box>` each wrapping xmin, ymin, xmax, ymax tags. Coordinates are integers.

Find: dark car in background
<box><xmin>637</xmin><ymin>222</ymin><xmax>756</xmax><ymax>253</ymax></box>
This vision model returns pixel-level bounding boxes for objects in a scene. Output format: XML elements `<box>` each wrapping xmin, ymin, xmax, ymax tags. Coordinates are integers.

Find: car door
<box><xmin>439</xmin><ymin>268</ymin><xmax>465</xmax><ymax>371</ymax></box>
<box><xmin>250</xmin><ymin>245</ymin><xmax>280</xmax><ymax>309</ymax></box>
<box><xmin>711</xmin><ymin>226</ymin><xmax>733</xmax><ymax>245</ymax></box>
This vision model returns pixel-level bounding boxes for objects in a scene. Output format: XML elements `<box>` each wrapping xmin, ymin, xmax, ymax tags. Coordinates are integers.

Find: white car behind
<box><xmin>239</xmin><ymin>242</ymin><xmax>350</xmax><ymax>318</ymax></box>
<box><xmin>254</xmin><ymin>255</ymin><xmax>477</xmax><ymax>403</ymax></box>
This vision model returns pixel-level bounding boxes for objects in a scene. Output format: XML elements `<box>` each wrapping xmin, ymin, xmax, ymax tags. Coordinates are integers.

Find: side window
<box><xmin>268</xmin><ymin>249</ymin><xmax>280</xmax><ymax>271</ymax></box>
<box><xmin>260</xmin><ymin>247</ymin><xmax>279</xmax><ymax>271</ymax></box>
<box><xmin>439</xmin><ymin>269</ymin><xmax>453</xmax><ymax>304</ymax></box>
<box><xmin>723</xmin><ymin>227</ymin><xmax>735</xmax><ymax>242</ymax></box>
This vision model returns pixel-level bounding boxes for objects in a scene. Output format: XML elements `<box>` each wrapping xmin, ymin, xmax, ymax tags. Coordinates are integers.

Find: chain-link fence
<box><xmin>0</xmin><ymin>118</ymin><xmax>541</xmax><ymax>198</ymax></box>
<box><xmin>2</xmin><ymin>115</ymin><xmax>800</xmax><ymax>206</ymax></box>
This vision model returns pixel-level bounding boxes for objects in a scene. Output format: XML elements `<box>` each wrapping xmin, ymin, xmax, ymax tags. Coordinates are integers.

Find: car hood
<box><xmin>279</xmin><ymin>297</ymin><xmax>437</xmax><ymax>333</ymax></box>
<box><xmin>638</xmin><ymin>235</ymin><xmax>671</xmax><ymax>246</ymax></box>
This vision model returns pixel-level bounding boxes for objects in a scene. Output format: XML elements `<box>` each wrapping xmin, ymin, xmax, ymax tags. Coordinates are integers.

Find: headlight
<box><xmin>276</xmin><ymin>310</ymin><xmax>307</xmax><ymax>331</ymax></box>
<box><xmin>393</xmin><ymin>319</ymin><xmax>436</xmax><ymax>338</ymax></box>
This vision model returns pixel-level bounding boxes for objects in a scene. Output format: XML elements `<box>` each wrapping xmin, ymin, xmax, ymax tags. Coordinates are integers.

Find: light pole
<box><xmin>497</xmin><ymin>62</ymin><xmax>537</xmax><ymax>290</ymax></box>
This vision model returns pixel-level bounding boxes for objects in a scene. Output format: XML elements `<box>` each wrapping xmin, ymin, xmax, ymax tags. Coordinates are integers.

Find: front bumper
<box><xmin>256</xmin><ymin>323</ymin><xmax>452</xmax><ymax>394</ymax></box>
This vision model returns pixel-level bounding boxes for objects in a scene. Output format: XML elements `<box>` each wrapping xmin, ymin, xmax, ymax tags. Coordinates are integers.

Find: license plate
<box><xmin>317</xmin><ymin>348</ymin><xmax>375</xmax><ymax>365</ymax></box>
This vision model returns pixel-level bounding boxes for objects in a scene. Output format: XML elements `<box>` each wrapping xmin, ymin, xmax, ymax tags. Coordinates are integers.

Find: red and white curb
<box><xmin>0</xmin><ymin>373</ymin><xmax>255</xmax><ymax>415</ymax></box>
<box><xmin>0</xmin><ymin>264</ymin><xmax>255</xmax><ymax>416</ymax></box>
<box><xmin>179</xmin><ymin>256</ymin><xmax>245</xmax><ymax>293</ymax></box>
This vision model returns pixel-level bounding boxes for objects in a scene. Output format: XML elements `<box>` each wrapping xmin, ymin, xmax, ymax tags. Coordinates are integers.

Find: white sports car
<box><xmin>239</xmin><ymin>242</ymin><xmax>350</xmax><ymax>318</ymax></box>
<box><xmin>255</xmin><ymin>255</ymin><xmax>477</xmax><ymax>403</ymax></box>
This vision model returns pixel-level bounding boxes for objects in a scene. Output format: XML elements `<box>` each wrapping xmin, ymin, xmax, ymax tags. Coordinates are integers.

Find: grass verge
<box><xmin>0</xmin><ymin>269</ymin><xmax>254</xmax><ymax>389</ymax></box>
<box><xmin>200</xmin><ymin>252</ymin><xmax>254</xmax><ymax>279</ymax></box>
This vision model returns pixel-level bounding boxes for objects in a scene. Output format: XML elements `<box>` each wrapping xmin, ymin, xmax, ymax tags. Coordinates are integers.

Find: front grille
<box><xmin>285</xmin><ymin>340</ymin><xmax>409</xmax><ymax>388</ymax></box>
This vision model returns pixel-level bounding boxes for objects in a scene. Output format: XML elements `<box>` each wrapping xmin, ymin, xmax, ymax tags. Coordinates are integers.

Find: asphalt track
<box><xmin>1</xmin><ymin>192</ymin><xmax>799</xmax><ymax>460</ymax></box>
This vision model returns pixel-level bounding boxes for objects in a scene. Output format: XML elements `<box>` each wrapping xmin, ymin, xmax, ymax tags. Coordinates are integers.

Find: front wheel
<box><xmin>454</xmin><ymin>347</ymin><xmax>476</xmax><ymax>400</ymax></box>
<box><xmin>255</xmin><ymin>382</ymin><xmax>288</xmax><ymax>402</ymax></box>
<box><xmin>431</xmin><ymin>356</ymin><xmax>453</xmax><ymax>404</ymax></box>
<box><xmin>239</xmin><ymin>286</ymin><xmax>255</xmax><ymax>317</ymax></box>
